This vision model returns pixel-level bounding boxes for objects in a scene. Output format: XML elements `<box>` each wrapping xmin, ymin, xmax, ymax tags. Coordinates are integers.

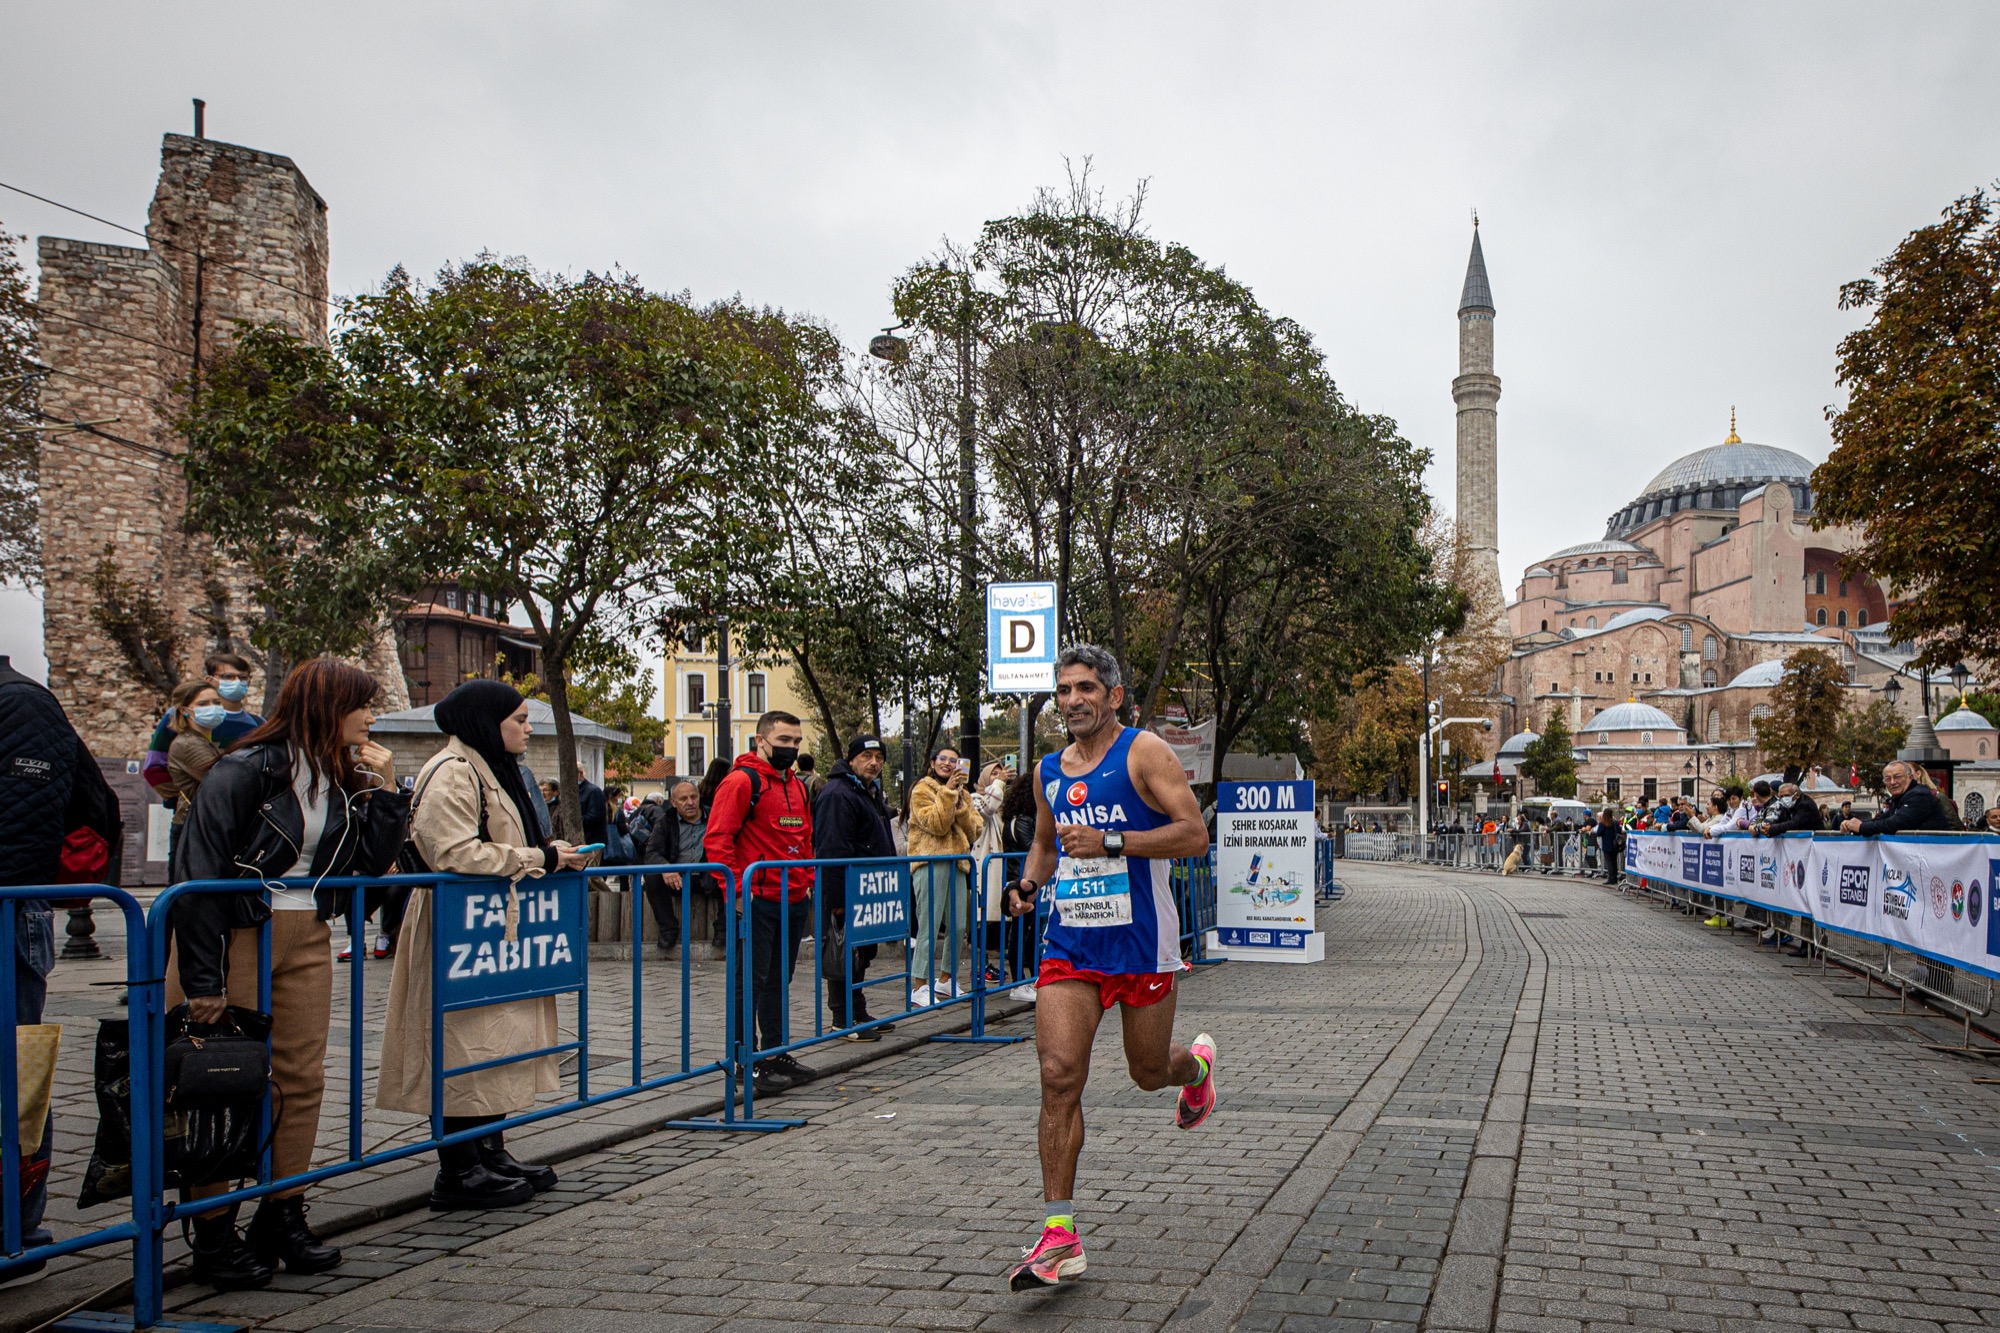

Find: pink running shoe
<box><xmin>1007</xmin><ymin>1223</ymin><xmax>1086</xmax><ymax>1291</ymax></box>
<box><xmin>1176</xmin><ymin>1032</ymin><xmax>1217</xmax><ymax>1130</ymax></box>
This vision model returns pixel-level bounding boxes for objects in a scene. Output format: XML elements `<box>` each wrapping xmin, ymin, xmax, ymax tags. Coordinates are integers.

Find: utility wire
<box><xmin>1</xmin><ymin>178</ymin><xmax>329</xmax><ymax>307</ymax></box>
<box><xmin>25</xmin><ymin>407</ymin><xmax>176</xmax><ymax>464</ymax></box>
<box><xmin>38</xmin><ymin>310</ymin><xmax>187</xmax><ymax>357</ymax></box>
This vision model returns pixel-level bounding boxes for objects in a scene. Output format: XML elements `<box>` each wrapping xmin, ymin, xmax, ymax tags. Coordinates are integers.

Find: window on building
<box><xmin>1641</xmin><ymin>731</ymin><xmax>1654</xmax><ymax>745</ymax></box>
<box><xmin>1681</xmin><ymin>777</ymin><xmax>1697</xmax><ymax>798</ymax></box>
<box><xmin>1702</xmin><ymin>668</ymin><xmax>1718</xmax><ymax>687</ymax></box>
<box><xmin>1703</xmin><ymin>635</ymin><xmax>1718</xmax><ymax>660</ymax></box>
<box><xmin>1598</xmin><ymin>733</ymin><xmax>1610</xmax><ymax>745</ymax></box>
<box><xmin>1981</xmin><ymin>741</ymin><xmax>1990</xmax><ymax>757</ymax></box>
<box><xmin>1813</xmin><ymin>572</ymin><xmax>1826</xmax><ymax>595</ymax></box>
<box><xmin>1642</xmin><ymin>777</ymin><xmax>1658</xmax><ymax>801</ymax></box>
<box><xmin>1837</xmin><ymin>610</ymin><xmax>1848</xmax><ymax>627</ymax></box>
<box><xmin>1681</xmin><ymin>625</ymin><xmax>1694</xmax><ymax>652</ymax></box>
<box><xmin>1586</xmin><ymin>617</ymin><xmax>1597</xmax><ymax>629</ymax></box>
<box><xmin>1750</xmin><ymin>704</ymin><xmax>1772</xmax><ymax>723</ymax></box>
<box><xmin>1613</xmin><ymin>562</ymin><xmax>1629</xmax><ymax>584</ymax></box>
<box><xmin>687</xmin><ymin>734</ymin><xmax>706</xmax><ymax>777</ymax></box>
<box><xmin>685</xmin><ymin>672</ymin><xmax>706</xmax><ymax>716</ymax></box>
<box><xmin>1815</xmin><ymin>608</ymin><xmax>1828</xmax><ymax>626</ymax></box>
<box><xmin>1541</xmin><ymin>620</ymin><xmax>1549</xmax><ymax>632</ymax></box>
<box><xmin>1606</xmin><ymin>778</ymin><xmax>1622</xmax><ymax>798</ymax></box>
<box><xmin>1706</xmin><ymin>711</ymin><xmax>1721</xmax><ymax>742</ymax></box>
<box><xmin>1859</xmin><ymin>610</ymin><xmax>1869</xmax><ymax>627</ymax></box>
<box><xmin>747</xmin><ymin>672</ymin><xmax>768</xmax><ymax>714</ymax></box>
<box><xmin>1969</xmin><ymin>792</ymin><xmax>1988</xmax><ymax>822</ymax></box>
<box><xmin>1631</xmin><ymin>672</ymin><xmax>1640</xmax><ymax>683</ymax></box>
<box><xmin>1643</xmin><ymin>672</ymin><xmax>1653</xmax><ymax>683</ymax></box>
<box><xmin>446</xmin><ymin>589</ymin><xmax>459</xmax><ymax>610</ymax></box>
<box><xmin>1839</xmin><ymin>579</ymin><xmax>1848</xmax><ymax>597</ymax></box>
<box><xmin>684</xmin><ymin>629</ymin><xmax>706</xmax><ymax>654</ymax></box>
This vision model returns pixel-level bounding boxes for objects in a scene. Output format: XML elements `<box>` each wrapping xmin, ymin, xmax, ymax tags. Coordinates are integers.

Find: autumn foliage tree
<box><xmin>1753</xmin><ymin>648</ymin><xmax>1851</xmax><ymax>773</ymax></box>
<box><xmin>1813</xmin><ymin>187</ymin><xmax>2000</xmax><ymax>670</ymax></box>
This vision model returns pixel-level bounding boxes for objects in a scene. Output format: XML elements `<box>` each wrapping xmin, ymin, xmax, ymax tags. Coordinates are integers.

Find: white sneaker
<box><xmin>1009</xmin><ymin>984</ymin><xmax>1038</xmax><ymax>1003</ymax></box>
<box><xmin>933</xmin><ymin>978</ymin><xmax>958</xmax><ymax>998</ymax></box>
<box><xmin>910</xmin><ymin>984</ymin><xmax>935</xmax><ymax>1006</ymax></box>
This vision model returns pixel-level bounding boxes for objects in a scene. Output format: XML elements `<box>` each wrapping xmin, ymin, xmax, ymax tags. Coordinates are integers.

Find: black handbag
<box><xmin>163</xmin><ymin>1005</ymin><xmax>272</xmax><ymax>1110</ymax></box>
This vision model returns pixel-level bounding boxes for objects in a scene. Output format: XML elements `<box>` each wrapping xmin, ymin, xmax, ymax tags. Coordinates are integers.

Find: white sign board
<box><xmin>1149</xmin><ymin>717</ymin><xmax>1216</xmax><ymax>785</ymax></box>
<box><xmin>986</xmin><ymin>582</ymin><xmax>1058</xmax><ymax>692</ymax></box>
<box><xmin>1209</xmin><ymin>780</ymin><xmax>1322</xmax><ymax>962</ymax></box>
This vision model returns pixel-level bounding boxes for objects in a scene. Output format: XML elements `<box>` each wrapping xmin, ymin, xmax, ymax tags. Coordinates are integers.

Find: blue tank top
<box><xmin>1039</xmin><ymin>727</ymin><xmax>1182</xmax><ymax>975</ymax></box>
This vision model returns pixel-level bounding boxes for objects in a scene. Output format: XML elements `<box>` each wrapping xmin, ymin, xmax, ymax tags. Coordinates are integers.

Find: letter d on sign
<box><xmin>1007</xmin><ymin>618</ymin><xmax>1037</xmax><ymax>656</ymax></box>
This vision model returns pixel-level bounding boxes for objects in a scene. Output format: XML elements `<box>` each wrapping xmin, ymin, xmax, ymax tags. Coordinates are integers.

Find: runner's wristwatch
<box><xmin>1102</xmin><ymin>830</ymin><xmax>1125</xmax><ymax>856</ymax></box>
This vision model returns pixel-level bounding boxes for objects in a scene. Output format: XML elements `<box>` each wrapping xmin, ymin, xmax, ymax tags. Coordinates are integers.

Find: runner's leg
<box><xmin>1116</xmin><ymin>987</ymin><xmax>1203</xmax><ymax>1091</ymax></box>
<box><xmin>1035</xmin><ymin>979</ymin><xmax>1106</xmax><ymax>1201</ymax></box>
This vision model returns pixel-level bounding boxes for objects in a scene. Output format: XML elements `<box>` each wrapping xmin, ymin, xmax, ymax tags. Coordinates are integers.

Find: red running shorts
<box><xmin>1036</xmin><ymin>957</ymin><xmax>1175</xmax><ymax>1009</ymax></box>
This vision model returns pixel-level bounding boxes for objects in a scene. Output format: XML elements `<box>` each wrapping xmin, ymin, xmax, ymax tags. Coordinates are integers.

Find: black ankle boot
<box><xmin>430</xmin><ymin>1139</ymin><xmax>535</xmax><ymax>1211</ymax></box>
<box><xmin>476</xmin><ymin>1134</ymin><xmax>558</xmax><ymax>1193</ymax></box>
<box><xmin>188</xmin><ymin>1208</ymin><xmax>274</xmax><ymax>1290</ymax></box>
<box><xmin>247</xmin><ymin>1194</ymin><xmax>342</xmax><ymax>1274</ymax></box>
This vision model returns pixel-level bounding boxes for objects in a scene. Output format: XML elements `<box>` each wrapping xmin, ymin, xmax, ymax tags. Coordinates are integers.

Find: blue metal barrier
<box><xmin>1</xmin><ymin>885</ymin><xmax>166</xmax><ymax>1325</ymax></box>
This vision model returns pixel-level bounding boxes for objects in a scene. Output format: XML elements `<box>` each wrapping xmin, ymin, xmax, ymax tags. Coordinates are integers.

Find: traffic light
<box><xmin>1435</xmin><ymin>780</ymin><xmax>1449</xmax><ymax>801</ymax></box>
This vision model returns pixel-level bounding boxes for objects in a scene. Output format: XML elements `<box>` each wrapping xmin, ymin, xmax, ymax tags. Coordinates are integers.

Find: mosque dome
<box><xmin>1584</xmin><ymin>701</ymin><xmax>1678</xmax><ymax>732</ymax></box>
<box><xmin>1546</xmin><ymin>538</ymin><xmax>1648</xmax><ymax>562</ymax></box>
<box><xmin>1498</xmin><ymin>730</ymin><xmax>1539</xmax><ymax>756</ymax></box>
<box><xmin>1604</xmin><ymin>420</ymin><xmax>1817</xmax><ymax>540</ymax></box>
<box><xmin>1936</xmin><ymin>707</ymin><xmax>1996</xmax><ymax>732</ymax></box>
<box><xmin>1724</xmin><ymin>659</ymin><xmax>1788</xmax><ymax>689</ymax></box>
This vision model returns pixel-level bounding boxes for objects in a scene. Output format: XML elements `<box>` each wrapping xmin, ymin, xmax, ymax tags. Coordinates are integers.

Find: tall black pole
<box><xmin>957</xmin><ymin>312</ymin><xmax>981</xmax><ymax>770</ymax></box>
<box><xmin>715</xmin><ymin>616</ymin><xmax>733</xmax><ymax>761</ymax></box>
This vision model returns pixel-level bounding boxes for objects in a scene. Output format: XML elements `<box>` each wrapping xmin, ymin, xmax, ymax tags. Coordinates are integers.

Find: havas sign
<box><xmin>987</xmin><ymin>582</ymin><xmax>1057</xmax><ymax>692</ymax></box>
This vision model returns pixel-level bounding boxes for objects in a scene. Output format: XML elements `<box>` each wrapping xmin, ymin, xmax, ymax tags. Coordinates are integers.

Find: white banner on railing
<box><xmin>1626</xmin><ymin>831</ymin><xmax>2000</xmax><ymax>979</ymax></box>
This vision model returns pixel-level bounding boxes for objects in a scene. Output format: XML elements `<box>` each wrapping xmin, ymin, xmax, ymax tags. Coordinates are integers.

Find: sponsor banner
<box><xmin>846</xmin><ymin>862</ymin><xmax>910</xmax><ymax>947</ymax></box>
<box><xmin>1216</xmin><ymin>780</ymin><xmax>1316</xmax><ymax>953</ymax></box>
<box><xmin>1149</xmin><ymin>716</ymin><xmax>1217</xmax><ymax>785</ymax></box>
<box><xmin>1626</xmin><ymin>832</ymin><xmax>2000</xmax><ymax>979</ymax></box>
<box><xmin>435</xmin><ymin>877</ymin><xmax>586</xmax><ymax>1008</ymax></box>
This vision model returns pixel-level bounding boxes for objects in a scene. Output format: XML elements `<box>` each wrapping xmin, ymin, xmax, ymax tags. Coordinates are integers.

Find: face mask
<box><xmin>191</xmin><ymin>704</ymin><xmax>229</xmax><ymax>730</ymax></box>
<box><xmin>765</xmin><ymin>745</ymin><xmax>799</xmax><ymax>771</ymax></box>
<box><xmin>215</xmin><ymin>679</ymin><xmax>249</xmax><ymax>703</ymax></box>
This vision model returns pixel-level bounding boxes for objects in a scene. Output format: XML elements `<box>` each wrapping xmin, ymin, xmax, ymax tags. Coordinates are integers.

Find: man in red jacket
<box><xmin>704</xmin><ymin>710</ymin><xmax>818</xmax><ymax>1095</ymax></box>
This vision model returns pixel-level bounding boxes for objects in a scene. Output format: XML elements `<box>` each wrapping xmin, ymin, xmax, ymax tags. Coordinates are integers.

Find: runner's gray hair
<box><xmin>1056</xmin><ymin>643</ymin><xmax>1123</xmax><ymax>691</ymax></box>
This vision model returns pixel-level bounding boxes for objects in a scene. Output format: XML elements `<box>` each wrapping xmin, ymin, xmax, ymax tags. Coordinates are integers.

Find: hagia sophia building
<box><xmin>1446</xmin><ymin>225</ymin><xmax>2000</xmax><ymax>817</ymax></box>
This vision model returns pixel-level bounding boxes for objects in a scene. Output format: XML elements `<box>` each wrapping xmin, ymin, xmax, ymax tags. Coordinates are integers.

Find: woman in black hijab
<box><xmin>377</xmin><ymin>681</ymin><xmax>591</xmax><ymax>1209</ymax></box>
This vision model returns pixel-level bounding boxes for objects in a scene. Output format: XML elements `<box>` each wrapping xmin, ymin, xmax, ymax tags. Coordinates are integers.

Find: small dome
<box><xmin>1584</xmin><ymin>701</ymin><xmax>1678</xmax><ymax>732</ymax></box>
<box><xmin>1525</xmin><ymin>565</ymin><xmax>1554</xmax><ymax>578</ymax></box>
<box><xmin>1546</xmin><ymin>539</ymin><xmax>1648</xmax><ymax>561</ymax></box>
<box><xmin>1498</xmin><ymin>730</ymin><xmax>1539</xmax><ymax>756</ymax></box>
<box><xmin>1937</xmin><ymin>707</ymin><xmax>1996</xmax><ymax>732</ymax></box>
<box><xmin>1725</xmin><ymin>659</ymin><xmax>1787</xmax><ymax>689</ymax></box>
<box><xmin>1600</xmin><ymin>606</ymin><xmax>1670</xmax><ymax>632</ymax></box>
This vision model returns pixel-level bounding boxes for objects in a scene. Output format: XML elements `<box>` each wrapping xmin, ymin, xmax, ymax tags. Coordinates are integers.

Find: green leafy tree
<box><xmin>1753</xmin><ymin>648</ymin><xmax>1850</xmax><ymax>772</ymax></box>
<box><xmin>1519</xmin><ymin>709</ymin><xmax>1578</xmax><ymax>798</ymax></box>
<box><xmin>1830</xmin><ymin>699</ymin><xmax>1909</xmax><ymax>795</ymax></box>
<box><xmin>1813</xmin><ymin>187</ymin><xmax>2000</xmax><ymax>671</ymax></box>
<box><xmin>0</xmin><ymin>222</ymin><xmax>39</xmax><ymax>585</ymax></box>
<box><xmin>186</xmin><ymin>260</ymin><xmax>830</xmax><ymax>838</ymax></box>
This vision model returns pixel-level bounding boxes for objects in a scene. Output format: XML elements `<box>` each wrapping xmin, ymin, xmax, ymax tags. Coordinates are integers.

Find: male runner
<box><xmin>1001</xmin><ymin>643</ymin><xmax>1217</xmax><ymax>1291</ymax></box>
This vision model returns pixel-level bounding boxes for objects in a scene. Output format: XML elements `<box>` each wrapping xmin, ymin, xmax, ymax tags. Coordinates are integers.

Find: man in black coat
<box><xmin>0</xmin><ymin>655</ymin><xmax>119</xmax><ymax>1261</ymax></box>
<box><xmin>1840</xmin><ymin>761</ymin><xmax>1951</xmax><ymax>835</ymax></box>
<box><xmin>1756</xmin><ymin>783</ymin><xmax>1825</xmax><ymax>836</ymax></box>
<box><xmin>813</xmin><ymin>735</ymin><xmax>895</xmax><ymax>1036</ymax></box>
<box><xmin>576</xmin><ymin>764</ymin><xmax>608</xmax><ymax>847</ymax></box>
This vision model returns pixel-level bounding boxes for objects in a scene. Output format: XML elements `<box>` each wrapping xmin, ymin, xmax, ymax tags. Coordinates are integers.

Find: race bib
<box><xmin>1054</xmin><ymin>856</ymin><xmax>1132</xmax><ymax>927</ymax></box>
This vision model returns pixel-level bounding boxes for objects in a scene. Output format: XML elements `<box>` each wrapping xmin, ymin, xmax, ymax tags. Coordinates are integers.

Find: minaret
<box><xmin>1453</xmin><ymin>219</ymin><xmax>1504</xmax><ymax>625</ymax></box>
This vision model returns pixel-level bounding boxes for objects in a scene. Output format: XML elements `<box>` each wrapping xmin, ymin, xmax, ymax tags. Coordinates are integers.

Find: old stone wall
<box><xmin>36</xmin><ymin>133</ymin><xmax>346</xmax><ymax>758</ymax></box>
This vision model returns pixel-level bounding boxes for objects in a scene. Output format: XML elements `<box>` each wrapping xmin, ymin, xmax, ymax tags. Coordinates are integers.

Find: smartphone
<box><xmin>1004</xmin><ymin>754</ymin><xmax>1018</xmax><ymax>772</ymax></box>
<box><xmin>572</xmin><ymin>843</ymin><xmax>606</xmax><ymax>854</ymax></box>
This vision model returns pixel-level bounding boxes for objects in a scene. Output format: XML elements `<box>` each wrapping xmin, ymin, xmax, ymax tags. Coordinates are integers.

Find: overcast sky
<box><xmin>4</xmin><ymin>2</ymin><xmax>1995</xmax><ymax>684</ymax></box>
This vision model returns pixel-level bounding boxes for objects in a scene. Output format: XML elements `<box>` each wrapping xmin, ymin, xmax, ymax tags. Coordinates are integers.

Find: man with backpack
<box><xmin>704</xmin><ymin>711</ymin><xmax>817</xmax><ymax>1095</ymax></box>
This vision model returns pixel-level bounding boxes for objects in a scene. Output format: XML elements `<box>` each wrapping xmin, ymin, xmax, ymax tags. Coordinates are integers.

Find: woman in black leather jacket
<box><xmin>169</xmin><ymin>658</ymin><xmax>408</xmax><ymax>1290</ymax></box>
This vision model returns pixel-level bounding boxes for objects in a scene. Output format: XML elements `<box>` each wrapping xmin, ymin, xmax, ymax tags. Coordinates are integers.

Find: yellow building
<box><xmin>658</xmin><ymin>631</ymin><xmax>820</xmax><ymax>780</ymax></box>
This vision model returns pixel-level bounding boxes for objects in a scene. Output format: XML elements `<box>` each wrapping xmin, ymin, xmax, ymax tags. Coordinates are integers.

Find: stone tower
<box><xmin>1452</xmin><ymin>222</ymin><xmax>1504</xmax><ymax>624</ymax></box>
<box><xmin>37</xmin><ymin>130</ymin><xmax>403</xmax><ymax>758</ymax></box>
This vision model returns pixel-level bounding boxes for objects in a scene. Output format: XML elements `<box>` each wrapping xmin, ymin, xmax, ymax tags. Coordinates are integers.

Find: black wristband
<box><xmin>541</xmin><ymin>844</ymin><xmax>560</xmax><ymax>872</ymax></box>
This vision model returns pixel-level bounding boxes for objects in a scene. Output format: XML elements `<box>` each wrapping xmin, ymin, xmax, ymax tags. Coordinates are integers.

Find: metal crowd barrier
<box><xmin>2</xmin><ymin>849</ymin><xmax>1233</xmax><ymax>1323</ymax></box>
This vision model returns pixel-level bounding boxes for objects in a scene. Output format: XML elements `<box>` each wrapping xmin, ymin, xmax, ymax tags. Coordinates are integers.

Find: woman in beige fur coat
<box><xmin>376</xmin><ymin>680</ymin><xmax>589</xmax><ymax>1210</ymax></box>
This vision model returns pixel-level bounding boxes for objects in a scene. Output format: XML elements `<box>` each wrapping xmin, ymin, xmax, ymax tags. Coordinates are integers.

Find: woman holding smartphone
<box><xmin>170</xmin><ymin>658</ymin><xmax>408</xmax><ymax>1288</ymax></box>
<box><xmin>376</xmin><ymin>680</ymin><xmax>590</xmax><ymax>1210</ymax></box>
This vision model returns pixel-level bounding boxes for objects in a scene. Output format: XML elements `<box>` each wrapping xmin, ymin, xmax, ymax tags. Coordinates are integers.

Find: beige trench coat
<box><xmin>375</xmin><ymin>738</ymin><xmax>562</xmax><ymax>1117</ymax></box>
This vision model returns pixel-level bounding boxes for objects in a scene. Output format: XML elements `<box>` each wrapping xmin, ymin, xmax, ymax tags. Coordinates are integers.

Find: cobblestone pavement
<box><xmin>33</xmin><ymin>863</ymin><xmax>2000</xmax><ymax>1333</ymax></box>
